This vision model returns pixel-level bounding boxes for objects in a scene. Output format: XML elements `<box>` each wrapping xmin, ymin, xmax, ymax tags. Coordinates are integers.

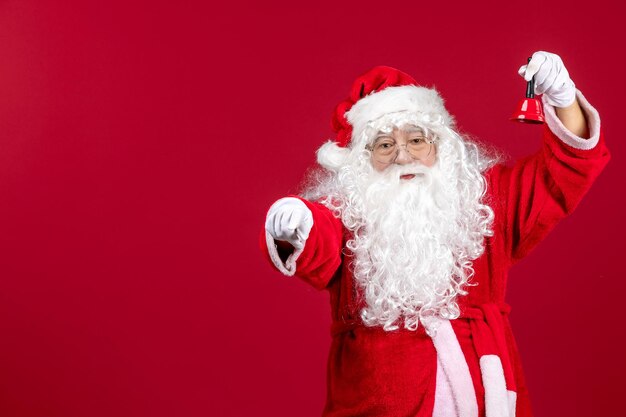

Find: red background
<box><xmin>0</xmin><ymin>1</ymin><xmax>624</xmax><ymax>416</ymax></box>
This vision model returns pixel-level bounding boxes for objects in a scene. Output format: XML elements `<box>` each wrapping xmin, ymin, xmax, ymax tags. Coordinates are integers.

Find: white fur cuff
<box><xmin>265</xmin><ymin>231</ymin><xmax>303</xmax><ymax>276</ymax></box>
<box><xmin>543</xmin><ymin>89</ymin><xmax>601</xmax><ymax>150</ymax></box>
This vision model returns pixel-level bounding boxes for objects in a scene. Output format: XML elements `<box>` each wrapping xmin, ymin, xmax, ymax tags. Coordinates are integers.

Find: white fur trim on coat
<box><xmin>430</xmin><ymin>319</ymin><xmax>478</xmax><ymax>417</ymax></box>
<box><xmin>479</xmin><ymin>355</ymin><xmax>516</xmax><ymax>417</ymax></box>
<box><xmin>508</xmin><ymin>391</ymin><xmax>517</xmax><ymax>417</ymax></box>
<box><xmin>543</xmin><ymin>89</ymin><xmax>600</xmax><ymax>150</ymax></box>
<box><xmin>433</xmin><ymin>355</ymin><xmax>461</xmax><ymax>417</ymax></box>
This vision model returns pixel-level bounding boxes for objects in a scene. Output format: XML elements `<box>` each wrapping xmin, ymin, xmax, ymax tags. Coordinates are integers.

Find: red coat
<box><xmin>261</xmin><ymin>95</ymin><xmax>610</xmax><ymax>417</ymax></box>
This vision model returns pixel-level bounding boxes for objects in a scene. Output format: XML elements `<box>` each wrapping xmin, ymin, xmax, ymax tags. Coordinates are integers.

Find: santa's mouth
<box><xmin>400</xmin><ymin>174</ymin><xmax>416</xmax><ymax>180</ymax></box>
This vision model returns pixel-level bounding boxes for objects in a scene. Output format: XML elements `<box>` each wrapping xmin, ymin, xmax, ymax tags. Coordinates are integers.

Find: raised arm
<box><xmin>555</xmin><ymin>99</ymin><xmax>588</xmax><ymax>138</ymax></box>
<box><xmin>491</xmin><ymin>52</ymin><xmax>610</xmax><ymax>262</ymax></box>
<box><xmin>489</xmin><ymin>90</ymin><xmax>609</xmax><ymax>263</ymax></box>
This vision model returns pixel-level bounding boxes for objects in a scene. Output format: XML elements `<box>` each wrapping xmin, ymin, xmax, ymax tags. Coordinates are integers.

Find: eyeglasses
<box><xmin>367</xmin><ymin>135</ymin><xmax>436</xmax><ymax>165</ymax></box>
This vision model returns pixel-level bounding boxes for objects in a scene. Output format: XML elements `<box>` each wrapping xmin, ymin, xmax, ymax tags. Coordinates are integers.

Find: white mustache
<box><xmin>378</xmin><ymin>163</ymin><xmax>432</xmax><ymax>181</ymax></box>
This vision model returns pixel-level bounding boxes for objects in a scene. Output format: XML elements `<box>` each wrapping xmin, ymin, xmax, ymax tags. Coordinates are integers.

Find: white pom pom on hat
<box><xmin>316</xmin><ymin>140</ymin><xmax>351</xmax><ymax>172</ymax></box>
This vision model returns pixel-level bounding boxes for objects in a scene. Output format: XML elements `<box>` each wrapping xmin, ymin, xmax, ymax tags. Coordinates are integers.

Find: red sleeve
<box><xmin>260</xmin><ymin>196</ymin><xmax>344</xmax><ymax>290</ymax></box>
<box><xmin>487</xmin><ymin>125</ymin><xmax>610</xmax><ymax>264</ymax></box>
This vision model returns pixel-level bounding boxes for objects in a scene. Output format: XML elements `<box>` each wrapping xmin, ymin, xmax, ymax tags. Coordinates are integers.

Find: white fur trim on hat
<box><xmin>346</xmin><ymin>85</ymin><xmax>454</xmax><ymax>146</ymax></box>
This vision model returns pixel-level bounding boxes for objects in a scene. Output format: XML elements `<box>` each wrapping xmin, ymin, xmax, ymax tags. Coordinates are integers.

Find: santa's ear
<box><xmin>316</xmin><ymin>141</ymin><xmax>350</xmax><ymax>171</ymax></box>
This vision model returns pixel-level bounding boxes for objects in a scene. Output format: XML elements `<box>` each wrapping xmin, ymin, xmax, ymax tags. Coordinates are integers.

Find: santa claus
<box><xmin>260</xmin><ymin>51</ymin><xmax>610</xmax><ymax>417</ymax></box>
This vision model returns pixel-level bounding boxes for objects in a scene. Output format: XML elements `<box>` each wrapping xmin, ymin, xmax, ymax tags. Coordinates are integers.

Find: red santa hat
<box><xmin>317</xmin><ymin>66</ymin><xmax>455</xmax><ymax>171</ymax></box>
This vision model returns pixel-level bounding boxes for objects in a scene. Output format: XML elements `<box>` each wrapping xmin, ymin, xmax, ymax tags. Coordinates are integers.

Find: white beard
<box><xmin>305</xmin><ymin>126</ymin><xmax>496</xmax><ymax>332</ymax></box>
<box><xmin>348</xmin><ymin>161</ymin><xmax>485</xmax><ymax>332</ymax></box>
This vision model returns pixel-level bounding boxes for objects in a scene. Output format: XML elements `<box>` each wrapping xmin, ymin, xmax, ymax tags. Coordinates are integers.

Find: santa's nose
<box><xmin>394</xmin><ymin>146</ymin><xmax>413</xmax><ymax>165</ymax></box>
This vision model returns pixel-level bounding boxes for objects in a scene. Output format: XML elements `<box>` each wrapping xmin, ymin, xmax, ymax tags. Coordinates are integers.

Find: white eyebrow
<box><xmin>404</xmin><ymin>127</ymin><xmax>426</xmax><ymax>134</ymax></box>
<box><xmin>374</xmin><ymin>132</ymin><xmax>394</xmax><ymax>139</ymax></box>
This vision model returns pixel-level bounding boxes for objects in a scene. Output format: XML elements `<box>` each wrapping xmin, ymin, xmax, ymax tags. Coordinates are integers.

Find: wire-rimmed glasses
<box><xmin>367</xmin><ymin>134</ymin><xmax>436</xmax><ymax>165</ymax></box>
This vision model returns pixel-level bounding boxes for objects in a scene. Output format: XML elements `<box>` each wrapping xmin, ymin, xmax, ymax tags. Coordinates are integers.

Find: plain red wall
<box><xmin>0</xmin><ymin>1</ymin><xmax>624</xmax><ymax>416</ymax></box>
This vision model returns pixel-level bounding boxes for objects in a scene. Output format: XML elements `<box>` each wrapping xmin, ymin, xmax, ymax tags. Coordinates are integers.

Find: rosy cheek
<box><xmin>372</xmin><ymin>160</ymin><xmax>387</xmax><ymax>172</ymax></box>
<box><xmin>423</xmin><ymin>150</ymin><xmax>437</xmax><ymax>167</ymax></box>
